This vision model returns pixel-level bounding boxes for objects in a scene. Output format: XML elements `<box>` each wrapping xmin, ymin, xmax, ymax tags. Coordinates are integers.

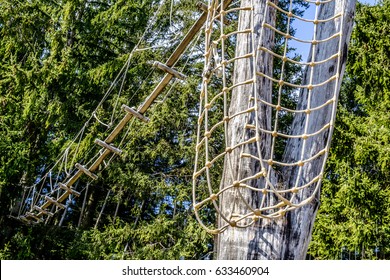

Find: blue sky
<box><xmin>292</xmin><ymin>0</ymin><xmax>378</xmax><ymax>60</ymax></box>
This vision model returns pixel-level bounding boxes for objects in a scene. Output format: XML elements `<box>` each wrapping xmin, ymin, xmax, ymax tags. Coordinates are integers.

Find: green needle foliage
<box><xmin>2</xmin><ymin>0</ymin><xmax>387</xmax><ymax>261</ymax></box>
<box><xmin>0</xmin><ymin>0</ymin><xmax>213</xmax><ymax>260</ymax></box>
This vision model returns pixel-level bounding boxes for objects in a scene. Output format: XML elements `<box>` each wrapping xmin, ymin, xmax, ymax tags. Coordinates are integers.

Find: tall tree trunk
<box><xmin>217</xmin><ymin>0</ymin><xmax>355</xmax><ymax>260</ymax></box>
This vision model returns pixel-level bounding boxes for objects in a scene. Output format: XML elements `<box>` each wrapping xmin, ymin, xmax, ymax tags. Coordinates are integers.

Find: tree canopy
<box><xmin>0</xmin><ymin>0</ymin><xmax>389</xmax><ymax>260</ymax></box>
<box><xmin>0</xmin><ymin>0</ymin><xmax>211</xmax><ymax>260</ymax></box>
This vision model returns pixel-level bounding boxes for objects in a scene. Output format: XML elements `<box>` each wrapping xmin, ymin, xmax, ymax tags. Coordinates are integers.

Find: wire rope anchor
<box><xmin>33</xmin><ymin>205</ymin><xmax>55</xmax><ymax>217</ymax></box>
<box><xmin>75</xmin><ymin>163</ymin><xmax>98</xmax><ymax>180</ymax></box>
<box><xmin>59</xmin><ymin>183</ymin><xmax>81</xmax><ymax>197</ymax></box>
<box><xmin>45</xmin><ymin>196</ymin><xmax>66</xmax><ymax>209</ymax></box>
<box><xmin>94</xmin><ymin>139</ymin><xmax>122</xmax><ymax>155</ymax></box>
<box><xmin>121</xmin><ymin>105</ymin><xmax>150</xmax><ymax>123</ymax></box>
<box><xmin>153</xmin><ymin>61</ymin><xmax>187</xmax><ymax>80</ymax></box>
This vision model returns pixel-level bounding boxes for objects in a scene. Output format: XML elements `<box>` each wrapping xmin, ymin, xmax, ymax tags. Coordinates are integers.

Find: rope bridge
<box><xmin>15</xmin><ymin>0</ymin><xmax>206</xmax><ymax>225</ymax></box>
<box><xmin>193</xmin><ymin>0</ymin><xmax>353</xmax><ymax>234</ymax></box>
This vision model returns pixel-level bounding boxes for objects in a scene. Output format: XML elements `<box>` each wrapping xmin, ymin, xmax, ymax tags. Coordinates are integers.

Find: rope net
<box><xmin>193</xmin><ymin>0</ymin><xmax>351</xmax><ymax>234</ymax></box>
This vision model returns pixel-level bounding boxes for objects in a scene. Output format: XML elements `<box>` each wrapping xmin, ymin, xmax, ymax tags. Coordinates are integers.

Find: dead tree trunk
<box><xmin>217</xmin><ymin>0</ymin><xmax>356</xmax><ymax>260</ymax></box>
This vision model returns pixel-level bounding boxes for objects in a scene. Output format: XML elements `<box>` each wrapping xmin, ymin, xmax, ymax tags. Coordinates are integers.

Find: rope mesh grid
<box><xmin>193</xmin><ymin>0</ymin><xmax>347</xmax><ymax>234</ymax></box>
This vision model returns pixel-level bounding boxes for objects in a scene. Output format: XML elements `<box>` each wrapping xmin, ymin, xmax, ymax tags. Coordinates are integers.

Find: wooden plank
<box><xmin>153</xmin><ymin>61</ymin><xmax>187</xmax><ymax>80</ymax></box>
<box><xmin>75</xmin><ymin>163</ymin><xmax>98</xmax><ymax>180</ymax></box>
<box><xmin>19</xmin><ymin>216</ymin><xmax>30</xmax><ymax>223</ymax></box>
<box><xmin>95</xmin><ymin>139</ymin><xmax>123</xmax><ymax>155</ymax></box>
<box><xmin>45</xmin><ymin>196</ymin><xmax>66</xmax><ymax>209</ymax></box>
<box><xmin>121</xmin><ymin>105</ymin><xmax>150</xmax><ymax>123</ymax></box>
<box><xmin>33</xmin><ymin>205</ymin><xmax>55</xmax><ymax>217</ymax></box>
<box><xmin>53</xmin><ymin>170</ymin><xmax>83</xmax><ymax>205</ymax></box>
<box><xmin>26</xmin><ymin>212</ymin><xmax>43</xmax><ymax>222</ymax></box>
<box><xmin>59</xmin><ymin>183</ymin><xmax>81</xmax><ymax>197</ymax></box>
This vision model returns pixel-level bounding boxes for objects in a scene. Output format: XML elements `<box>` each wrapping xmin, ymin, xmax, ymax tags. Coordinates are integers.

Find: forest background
<box><xmin>0</xmin><ymin>0</ymin><xmax>389</xmax><ymax>260</ymax></box>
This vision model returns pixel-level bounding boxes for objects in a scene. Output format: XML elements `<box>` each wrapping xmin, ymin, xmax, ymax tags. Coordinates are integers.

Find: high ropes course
<box><xmin>15</xmin><ymin>0</ymin><xmax>355</xmax><ymax>235</ymax></box>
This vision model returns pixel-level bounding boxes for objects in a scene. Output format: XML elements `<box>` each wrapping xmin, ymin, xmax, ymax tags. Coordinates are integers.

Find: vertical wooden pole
<box><xmin>217</xmin><ymin>0</ymin><xmax>356</xmax><ymax>260</ymax></box>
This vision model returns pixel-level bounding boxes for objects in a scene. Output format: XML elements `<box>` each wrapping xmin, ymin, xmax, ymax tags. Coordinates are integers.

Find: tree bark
<box><xmin>216</xmin><ymin>0</ymin><xmax>277</xmax><ymax>260</ymax></box>
<box><xmin>217</xmin><ymin>0</ymin><xmax>356</xmax><ymax>260</ymax></box>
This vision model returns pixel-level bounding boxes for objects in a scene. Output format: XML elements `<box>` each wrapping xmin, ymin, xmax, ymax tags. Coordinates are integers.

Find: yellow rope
<box><xmin>193</xmin><ymin>0</ymin><xmax>348</xmax><ymax>234</ymax></box>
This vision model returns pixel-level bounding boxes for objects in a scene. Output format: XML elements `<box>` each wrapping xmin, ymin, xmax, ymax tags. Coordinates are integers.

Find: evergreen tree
<box><xmin>0</xmin><ymin>0</ymin><xmax>208</xmax><ymax>259</ymax></box>
<box><xmin>0</xmin><ymin>0</ymin><xmax>310</xmax><ymax>260</ymax></box>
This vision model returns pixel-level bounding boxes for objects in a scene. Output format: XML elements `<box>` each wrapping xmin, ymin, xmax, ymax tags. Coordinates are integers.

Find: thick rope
<box><xmin>193</xmin><ymin>0</ymin><xmax>349</xmax><ymax>234</ymax></box>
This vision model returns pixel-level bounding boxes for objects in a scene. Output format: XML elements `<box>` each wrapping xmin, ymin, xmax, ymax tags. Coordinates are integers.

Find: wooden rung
<box><xmin>196</xmin><ymin>2</ymin><xmax>230</xmax><ymax>25</ymax></box>
<box><xmin>59</xmin><ymin>183</ymin><xmax>81</xmax><ymax>197</ymax></box>
<box><xmin>94</xmin><ymin>139</ymin><xmax>122</xmax><ymax>155</ymax></box>
<box><xmin>245</xmin><ymin>124</ymin><xmax>256</xmax><ymax>130</ymax></box>
<box><xmin>75</xmin><ymin>163</ymin><xmax>98</xmax><ymax>180</ymax></box>
<box><xmin>33</xmin><ymin>206</ymin><xmax>54</xmax><ymax>217</ymax></box>
<box><xmin>121</xmin><ymin>105</ymin><xmax>150</xmax><ymax>123</ymax></box>
<box><xmin>45</xmin><ymin>196</ymin><xmax>66</xmax><ymax>209</ymax></box>
<box><xmin>19</xmin><ymin>216</ymin><xmax>30</xmax><ymax>223</ymax></box>
<box><xmin>26</xmin><ymin>212</ymin><xmax>43</xmax><ymax>222</ymax></box>
<box><xmin>153</xmin><ymin>61</ymin><xmax>187</xmax><ymax>80</ymax></box>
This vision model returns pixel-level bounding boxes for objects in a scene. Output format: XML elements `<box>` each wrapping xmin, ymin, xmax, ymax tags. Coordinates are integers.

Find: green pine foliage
<box><xmin>2</xmin><ymin>0</ymin><xmax>388</xmax><ymax>261</ymax></box>
<box><xmin>0</xmin><ymin>0</ymin><xmax>213</xmax><ymax>259</ymax></box>
<box><xmin>309</xmin><ymin>1</ymin><xmax>390</xmax><ymax>260</ymax></box>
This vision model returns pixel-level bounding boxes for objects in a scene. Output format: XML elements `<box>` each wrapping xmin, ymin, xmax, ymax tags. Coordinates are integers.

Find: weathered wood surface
<box><xmin>217</xmin><ymin>0</ymin><xmax>356</xmax><ymax>260</ymax></box>
<box><xmin>217</xmin><ymin>0</ymin><xmax>276</xmax><ymax>260</ymax></box>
